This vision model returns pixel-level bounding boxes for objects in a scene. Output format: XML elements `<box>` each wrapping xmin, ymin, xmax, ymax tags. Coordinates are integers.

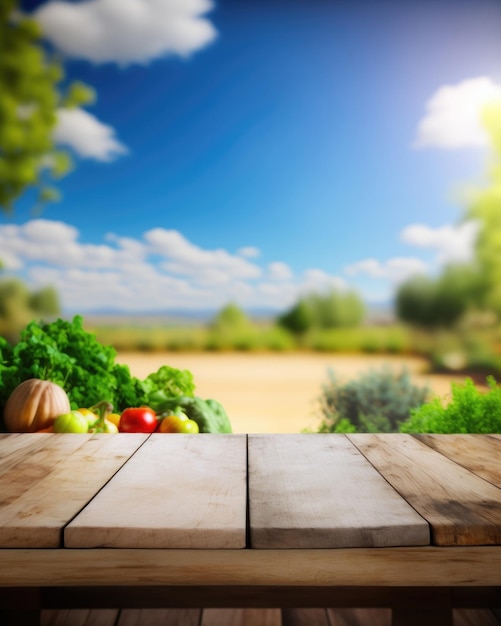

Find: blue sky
<box><xmin>2</xmin><ymin>0</ymin><xmax>501</xmax><ymax>314</ymax></box>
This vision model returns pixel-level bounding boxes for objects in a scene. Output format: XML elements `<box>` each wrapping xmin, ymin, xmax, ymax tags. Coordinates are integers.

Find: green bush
<box><xmin>317</xmin><ymin>366</ymin><xmax>429</xmax><ymax>433</ymax></box>
<box><xmin>395</xmin><ymin>264</ymin><xmax>483</xmax><ymax>329</ymax></box>
<box><xmin>277</xmin><ymin>289</ymin><xmax>365</xmax><ymax>335</ymax></box>
<box><xmin>400</xmin><ymin>376</ymin><xmax>501</xmax><ymax>433</ymax></box>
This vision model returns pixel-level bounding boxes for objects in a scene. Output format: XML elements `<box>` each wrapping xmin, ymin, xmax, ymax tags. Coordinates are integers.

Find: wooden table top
<box><xmin>0</xmin><ymin>432</ymin><xmax>500</xmax><ymax>551</ymax></box>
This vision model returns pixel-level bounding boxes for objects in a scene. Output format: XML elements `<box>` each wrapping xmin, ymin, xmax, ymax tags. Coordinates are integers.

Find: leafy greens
<box><xmin>0</xmin><ymin>316</ymin><xmax>199</xmax><ymax>429</ymax></box>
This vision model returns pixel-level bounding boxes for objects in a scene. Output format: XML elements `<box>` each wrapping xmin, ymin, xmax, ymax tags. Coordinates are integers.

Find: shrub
<box><xmin>395</xmin><ymin>264</ymin><xmax>484</xmax><ymax>330</ymax></box>
<box><xmin>400</xmin><ymin>376</ymin><xmax>501</xmax><ymax>433</ymax></box>
<box><xmin>277</xmin><ymin>289</ymin><xmax>365</xmax><ymax>335</ymax></box>
<box><xmin>317</xmin><ymin>366</ymin><xmax>429</xmax><ymax>433</ymax></box>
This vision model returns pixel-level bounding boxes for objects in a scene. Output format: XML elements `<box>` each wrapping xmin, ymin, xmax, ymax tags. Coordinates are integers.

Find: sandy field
<box><xmin>116</xmin><ymin>352</ymin><xmax>471</xmax><ymax>434</ymax></box>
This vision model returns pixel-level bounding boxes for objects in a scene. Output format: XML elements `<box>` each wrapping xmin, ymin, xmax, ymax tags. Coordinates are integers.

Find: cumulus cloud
<box><xmin>267</xmin><ymin>262</ymin><xmax>293</xmax><ymax>281</ymax></box>
<box><xmin>300</xmin><ymin>269</ymin><xmax>347</xmax><ymax>293</ymax></box>
<box><xmin>144</xmin><ymin>228</ymin><xmax>262</xmax><ymax>284</ymax></box>
<box><xmin>344</xmin><ymin>257</ymin><xmax>428</xmax><ymax>283</ymax></box>
<box><xmin>237</xmin><ymin>246</ymin><xmax>260</xmax><ymax>259</ymax></box>
<box><xmin>54</xmin><ymin>108</ymin><xmax>128</xmax><ymax>161</ymax></box>
<box><xmin>400</xmin><ymin>220</ymin><xmax>480</xmax><ymax>264</ymax></box>
<box><xmin>413</xmin><ymin>76</ymin><xmax>501</xmax><ymax>149</ymax></box>
<box><xmin>0</xmin><ymin>220</ymin><xmax>362</xmax><ymax>312</ymax></box>
<box><xmin>0</xmin><ymin>220</ymin><xmax>268</xmax><ymax>310</ymax></box>
<box><xmin>34</xmin><ymin>0</ymin><xmax>217</xmax><ymax>65</ymax></box>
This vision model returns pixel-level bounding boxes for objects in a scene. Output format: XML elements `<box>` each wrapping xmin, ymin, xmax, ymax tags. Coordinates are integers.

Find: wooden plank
<box><xmin>248</xmin><ymin>434</ymin><xmax>429</xmax><ymax>548</ymax></box>
<box><xmin>2</xmin><ymin>547</ymin><xmax>500</xmax><ymax>588</ymax></box>
<box><xmin>118</xmin><ymin>609</ymin><xmax>201</xmax><ymax>626</ymax></box>
<box><xmin>0</xmin><ymin>433</ymin><xmax>59</xmax><ymax>474</ymax></box>
<box><xmin>41</xmin><ymin>609</ymin><xmax>118</xmax><ymax>625</ymax></box>
<box><xmin>201</xmin><ymin>609</ymin><xmax>281</xmax><ymax>626</ymax></box>
<box><xmin>282</xmin><ymin>608</ymin><xmax>330</xmax><ymax>625</ymax></box>
<box><xmin>65</xmin><ymin>434</ymin><xmax>247</xmax><ymax>549</ymax></box>
<box><xmin>392</xmin><ymin>607</ymin><xmax>452</xmax><ymax>626</ymax></box>
<box><xmin>414</xmin><ymin>434</ymin><xmax>501</xmax><ymax>487</ymax></box>
<box><xmin>348</xmin><ymin>433</ymin><xmax>501</xmax><ymax>546</ymax></box>
<box><xmin>327</xmin><ymin>608</ymin><xmax>391</xmax><ymax>626</ymax></box>
<box><xmin>0</xmin><ymin>433</ymin><xmax>147</xmax><ymax>548</ymax></box>
<box><xmin>453</xmin><ymin>609</ymin><xmax>501</xmax><ymax>626</ymax></box>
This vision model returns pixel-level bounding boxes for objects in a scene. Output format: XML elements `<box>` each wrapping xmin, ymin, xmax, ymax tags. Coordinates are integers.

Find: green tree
<box><xmin>210</xmin><ymin>303</ymin><xmax>252</xmax><ymax>333</ymax></box>
<box><xmin>277</xmin><ymin>299</ymin><xmax>314</xmax><ymax>335</ymax></box>
<box><xmin>309</xmin><ymin>289</ymin><xmax>365</xmax><ymax>328</ymax></box>
<box><xmin>0</xmin><ymin>277</ymin><xmax>60</xmax><ymax>342</ymax></box>
<box><xmin>0</xmin><ymin>0</ymin><xmax>94</xmax><ymax>213</ymax></box>
<box><xmin>206</xmin><ymin>303</ymin><xmax>258</xmax><ymax>350</ymax></box>
<box><xmin>464</xmin><ymin>102</ymin><xmax>501</xmax><ymax>315</ymax></box>
<box><xmin>278</xmin><ymin>289</ymin><xmax>365</xmax><ymax>334</ymax></box>
<box><xmin>396</xmin><ymin>265</ymin><xmax>481</xmax><ymax>329</ymax></box>
<box><xmin>29</xmin><ymin>284</ymin><xmax>59</xmax><ymax>316</ymax></box>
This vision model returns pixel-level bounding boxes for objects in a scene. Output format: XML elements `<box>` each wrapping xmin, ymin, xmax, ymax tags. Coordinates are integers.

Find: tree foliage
<box><xmin>0</xmin><ymin>276</ymin><xmax>60</xmax><ymax>343</ymax></box>
<box><xmin>396</xmin><ymin>105</ymin><xmax>501</xmax><ymax>328</ymax></box>
<box><xmin>210</xmin><ymin>303</ymin><xmax>252</xmax><ymax>333</ymax></box>
<box><xmin>465</xmin><ymin>102</ymin><xmax>501</xmax><ymax>316</ymax></box>
<box><xmin>277</xmin><ymin>299</ymin><xmax>313</xmax><ymax>335</ymax></box>
<box><xmin>278</xmin><ymin>289</ymin><xmax>365</xmax><ymax>335</ymax></box>
<box><xmin>0</xmin><ymin>0</ymin><xmax>94</xmax><ymax>212</ymax></box>
<box><xmin>395</xmin><ymin>264</ymin><xmax>482</xmax><ymax>329</ymax></box>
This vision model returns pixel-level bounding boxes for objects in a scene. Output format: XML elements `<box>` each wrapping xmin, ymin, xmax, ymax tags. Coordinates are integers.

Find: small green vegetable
<box><xmin>53</xmin><ymin>410</ymin><xmax>88</xmax><ymax>433</ymax></box>
<box><xmin>142</xmin><ymin>365</ymin><xmax>195</xmax><ymax>401</ymax></box>
<box><xmin>156</xmin><ymin>396</ymin><xmax>232</xmax><ymax>434</ymax></box>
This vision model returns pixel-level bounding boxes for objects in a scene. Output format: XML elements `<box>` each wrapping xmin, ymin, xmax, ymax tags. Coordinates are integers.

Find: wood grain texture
<box><xmin>248</xmin><ymin>434</ymin><xmax>429</xmax><ymax>548</ymax></box>
<box><xmin>326</xmin><ymin>608</ymin><xmax>391</xmax><ymax>626</ymax></box>
<box><xmin>0</xmin><ymin>433</ymin><xmax>147</xmax><ymax>548</ymax></box>
<box><xmin>117</xmin><ymin>609</ymin><xmax>202</xmax><ymax>626</ymax></box>
<box><xmin>41</xmin><ymin>609</ymin><xmax>118</xmax><ymax>626</ymax></box>
<box><xmin>282</xmin><ymin>608</ymin><xmax>330</xmax><ymax>625</ymax></box>
<box><xmin>65</xmin><ymin>434</ymin><xmax>247</xmax><ymax>549</ymax></box>
<box><xmin>414</xmin><ymin>434</ymin><xmax>501</xmax><ymax>488</ymax></box>
<box><xmin>27</xmin><ymin>608</ymin><xmax>501</xmax><ymax>626</ymax></box>
<box><xmin>348</xmin><ymin>433</ymin><xmax>501</xmax><ymax>546</ymax></box>
<box><xmin>453</xmin><ymin>609</ymin><xmax>501</xmax><ymax>626</ymax></box>
<box><xmin>2</xmin><ymin>547</ymin><xmax>500</xmax><ymax>587</ymax></box>
<box><xmin>201</xmin><ymin>609</ymin><xmax>281</xmax><ymax>626</ymax></box>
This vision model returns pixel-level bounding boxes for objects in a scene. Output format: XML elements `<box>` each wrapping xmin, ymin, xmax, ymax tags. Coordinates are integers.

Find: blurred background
<box><xmin>1</xmin><ymin>0</ymin><xmax>501</xmax><ymax>433</ymax></box>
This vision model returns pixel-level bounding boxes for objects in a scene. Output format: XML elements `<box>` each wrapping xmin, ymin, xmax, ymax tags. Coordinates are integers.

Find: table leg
<box><xmin>392</xmin><ymin>608</ymin><xmax>453</xmax><ymax>626</ymax></box>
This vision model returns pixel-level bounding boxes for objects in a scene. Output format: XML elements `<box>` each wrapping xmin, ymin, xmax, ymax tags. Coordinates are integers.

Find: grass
<box><xmin>87</xmin><ymin>319</ymin><xmax>415</xmax><ymax>354</ymax></box>
<box><xmin>84</xmin><ymin>317</ymin><xmax>501</xmax><ymax>380</ymax></box>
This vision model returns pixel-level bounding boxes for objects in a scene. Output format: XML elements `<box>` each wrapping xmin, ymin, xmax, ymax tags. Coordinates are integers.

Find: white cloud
<box><xmin>144</xmin><ymin>228</ymin><xmax>262</xmax><ymax>284</ymax></box>
<box><xmin>344</xmin><ymin>257</ymin><xmax>428</xmax><ymax>283</ymax></box>
<box><xmin>413</xmin><ymin>76</ymin><xmax>501</xmax><ymax>149</ymax></box>
<box><xmin>267</xmin><ymin>262</ymin><xmax>293</xmax><ymax>281</ymax></box>
<box><xmin>0</xmin><ymin>220</ymin><xmax>372</xmax><ymax>312</ymax></box>
<box><xmin>34</xmin><ymin>0</ymin><xmax>217</xmax><ymax>65</ymax></box>
<box><xmin>237</xmin><ymin>246</ymin><xmax>260</xmax><ymax>259</ymax></box>
<box><xmin>400</xmin><ymin>220</ymin><xmax>480</xmax><ymax>264</ymax></box>
<box><xmin>300</xmin><ymin>269</ymin><xmax>347</xmax><ymax>293</ymax></box>
<box><xmin>54</xmin><ymin>108</ymin><xmax>128</xmax><ymax>161</ymax></box>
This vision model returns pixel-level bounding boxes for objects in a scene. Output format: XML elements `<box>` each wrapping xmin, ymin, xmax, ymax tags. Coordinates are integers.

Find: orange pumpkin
<box><xmin>3</xmin><ymin>379</ymin><xmax>71</xmax><ymax>432</ymax></box>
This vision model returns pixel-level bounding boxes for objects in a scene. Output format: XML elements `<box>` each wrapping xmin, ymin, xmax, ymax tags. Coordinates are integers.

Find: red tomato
<box><xmin>119</xmin><ymin>407</ymin><xmax>157</xmax><ymax>433</ymax></box>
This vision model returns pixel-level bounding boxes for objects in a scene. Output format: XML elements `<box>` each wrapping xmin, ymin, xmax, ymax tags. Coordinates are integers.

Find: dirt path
<box><xmin>116</xmin><ymin>352</ymin><xmax>470</xmax><ymax>434</ymax></box>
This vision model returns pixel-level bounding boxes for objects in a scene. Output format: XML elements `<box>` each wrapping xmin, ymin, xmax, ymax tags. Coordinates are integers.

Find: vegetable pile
<box><xmin>0</xmin><ymin>315</ymin><xmax>232</xmax><ymax>434</ymax></box>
